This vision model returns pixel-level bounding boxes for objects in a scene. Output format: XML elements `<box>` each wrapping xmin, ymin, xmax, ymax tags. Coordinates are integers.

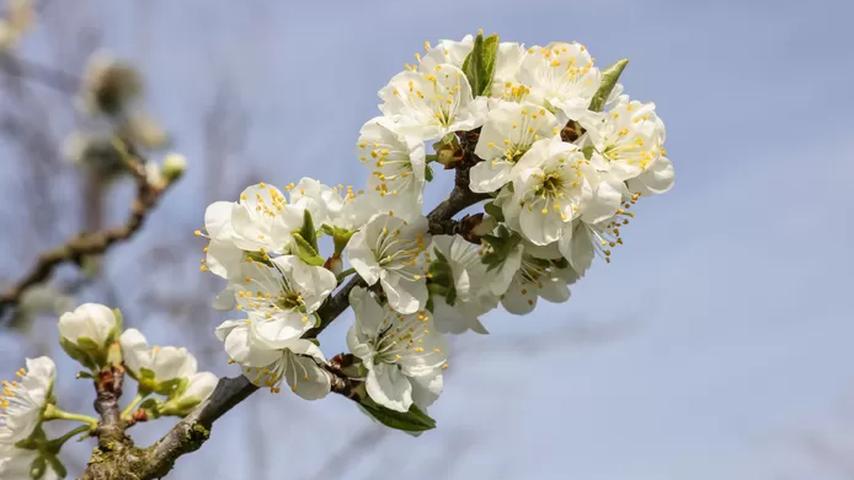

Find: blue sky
<box><xmin>1</xmin><ymin>0</ymin><xmax>853</xmax><ymax>478</ymax></box>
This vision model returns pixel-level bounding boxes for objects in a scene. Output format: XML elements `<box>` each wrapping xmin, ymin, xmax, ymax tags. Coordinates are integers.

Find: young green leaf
<box><xmin>291</xmin><ymin>233</ymin><xmax>325</xmax><ymax>266</ymax></box>
<box><xmin>461</xmin><ymin>32</ymin><xmax>500</xmax><ymax>97</ymax></box>
<box><xmin>299</xmin><ymin>209</ymin><xmax>319</xmax><ymax>251</ymax></box>
<box><xmin>588</xmin><ymin>58</ymin><xmax>628</xmax><ymax>112</ymax></box>
<box><xmin>358</xmin><ymin>397</ymin><xmax>437</xmax><ymax>433</ymax></box>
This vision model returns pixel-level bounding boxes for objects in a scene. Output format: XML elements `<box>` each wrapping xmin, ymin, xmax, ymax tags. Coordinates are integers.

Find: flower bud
<box><xmin>120</xmin><ymin>329</ymin><xmax>198</xmax><ymax>395</ymax></box>
<box><xmin>160</xmin><ymin>153</ymin><xmax>186</xmax><ymax>183</ymax></box>
<box><xmin>58</xmin><ymin>304</ymin><xmax>120</xmax><ymax>370</ymax></box>
<box><xmin>158</xmin><ymin>372</ymin><xmax>218</xmax><ymax>417</ymax></box>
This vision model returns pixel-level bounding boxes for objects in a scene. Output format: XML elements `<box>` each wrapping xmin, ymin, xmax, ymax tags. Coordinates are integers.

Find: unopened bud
<box><xmin>161</xmin><ymin>153</ymin><xmax>187</xmax><ymax>183</ymax></box>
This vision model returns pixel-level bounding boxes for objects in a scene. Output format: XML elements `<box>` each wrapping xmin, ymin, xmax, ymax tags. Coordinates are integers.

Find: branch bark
<box><xmin>0</xmin><ymin>148</ymin><xmax>179</xmax><ymax>320</ymax></box>
<box><xmin>81</xmin><ymin>133</ymin><xmax>489</xmax><ymax>479</ymax></box>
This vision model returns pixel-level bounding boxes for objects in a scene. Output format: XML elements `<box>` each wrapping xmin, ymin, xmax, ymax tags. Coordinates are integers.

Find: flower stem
<box><xmin>120</xmin><ymin>392</ymin><xmax>147</xmax><ymax>420</ymax></box>
<box><xmin>336</xmin><ymin>267</ymin><xmax>356</xmax><ymax>282</ymax></box>
<box><xmin>46</xmin><ymin>424</ymin><xmax>92</xmax><ymax>453</ymax></box>
<box><xmin>42</xmin><ymin>404</ymin><xmax>99</xmax><ymax>429</ymax></box>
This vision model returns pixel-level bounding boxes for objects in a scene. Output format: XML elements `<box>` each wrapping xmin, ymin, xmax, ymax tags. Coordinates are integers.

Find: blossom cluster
<box><xmin>201</xmin><ymin>33</ymin><xmax>674</xmax><ymax>427</ymax></box>
<box><xmin>1</xmin><ymin>304</ymin><xmax>216</xmax><ymax>479</ymax></box>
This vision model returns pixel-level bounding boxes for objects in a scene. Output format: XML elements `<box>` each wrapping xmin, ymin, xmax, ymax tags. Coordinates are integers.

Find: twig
<box><xmin>0</xmin><ymin>53</ymin><xmax>80</xmax><ymax>95</ymax></box>
<box><xmin>0</xmin><ymin>146</ymin><xmax>180</xmax><ymax>320</ymax></box>
<box><xmin>81</xmin><ymin>134</ymin><xmax>490</xmax><ymax>479</ymax></box>
<box><xmin>93</xmin><ymin>366</ymin><xmax>126</xmax><ymax>447</ymax></box>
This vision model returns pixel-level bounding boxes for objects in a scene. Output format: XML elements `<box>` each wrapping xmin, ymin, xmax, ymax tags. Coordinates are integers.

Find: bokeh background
<box><xmin>1</xmin><ymin>0</ymin><xmax>853</xmax><ymax>478</ymax></box>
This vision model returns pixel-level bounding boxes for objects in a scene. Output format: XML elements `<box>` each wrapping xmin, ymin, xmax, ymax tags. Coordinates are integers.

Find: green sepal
<box><xmin>154</xmin><ymin>376</ymin><xmax>188</xmax><ymax>397</ymax></box>
<box><xmin>481</xmin><ymin>226</ymin><xmax>521</xmax><ymax>271</ymax></box>
<box><xmin>111</xmin><ymin>308</ymin><xmax>124</xmax><ymax>337</ymax></box>
<box><xmin>29</xmin><ymin>455</ymin><xmax>46</xmax><ymax>480</ymax></box>
<box><xmin>46</xmin><ymin>455</ymin><xmax>67</xmax><ymax>479</ymax></box>
<box><xmin>427</xmin><ymin>249</ymin><xmax>457</xmax><ymax>305</ymax></box>
<box><xmin>299</xmin><ymin>209</ymin><xmax>319</xmax><ymax>252</ymax></box>
<box><xmin>483</xmin><ymin>201</ymin><xmax>504</xmax><ymax>222</ymax></box>
<box><xmin>59</xmin><ymin>336</ymin><xmax>99</xmax><ymax>371</ymax></box>
<box><xmin>432</xmin><ymin>135</ymin><xmax>462</xmax><ymax>168</ymax></box>
<box><xmin>461</xmin><ymin>32</ymin><xmax>500</xmax><ymax>96</ymax></box>
<box><xmin>134</xmin><ymin>367</ymin><xmax>156</xmax><ymax>393</ymax></box>
<box><xmin>357</xmin><ymin>396</ymin><xmax>437</xmax><ymax>433</ymax></box>
<box><xmin>159</xmin><ymin>395</ymin><xmax>202</xmax><ymax>417</ymax></box>
<box><xmin>292</xmin><ymin>233</ymin><xmax>325</xmax><ymax>266</ymax></box>
<box><xmin>138</xmin><ymin>397</ymin><xmax>162</xmax><ymax>419</ymax></box>
<box><xmin>588</xmin><ymin>58</ymin><xmax>628</xmax><ymax>112</ymax></box>
<box><xmin>582</xmin><ymin>145</ymin><xmax>595</xmax><ymax>159</ymax></box>
<box><xmin>320</xmin><ymin>224</ymin><xmax>355</xmax><ymax>256</ymax></box>
<box><xmin>425</xmin><ymin>163</ymin><xmax>434</xmax><ymax>182</ymax></box>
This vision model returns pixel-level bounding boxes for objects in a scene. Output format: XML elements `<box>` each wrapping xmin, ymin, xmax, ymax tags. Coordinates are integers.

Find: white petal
<box><xmin>366</xmin><ymin>364</ymin><xmax>413</xmax><ymax>413</ymax></box>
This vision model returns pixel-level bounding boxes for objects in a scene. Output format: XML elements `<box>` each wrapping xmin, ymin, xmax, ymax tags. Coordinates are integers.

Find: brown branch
<box><xmin>82</xmin><ymin>133</ymin><xmax>490</xmax><ymax>479</ymax></box>
<box><xmin>0</xmin><ymin>53</ymin><xmax>80</xmax><ymax>95</ymax></box>
<box><xmin>0</xmin><ymin>148</ymin><xmax>180</xmax><ymax>320</ymax></box>
<box><xmin>93</xmin><ymin>366</ymin><xmax>127</xmax><ymax>447</ymax></box>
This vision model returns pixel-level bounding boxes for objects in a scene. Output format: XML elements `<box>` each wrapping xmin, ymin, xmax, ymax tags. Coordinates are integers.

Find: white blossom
<box><xmin>517</xmin><ymin>42</ymin><xmax>601</xmax><ymax>121</ymax></box>
<box><xmin>286</xmin><ymin>177</ymin><xmax>346</xmax><ymax>227</ymax></box>
<box><xmin>347</xmin><ymin>287</ymin><xmax>447</xmax><ymax>412</ymax></box>
<box><xmin>345</xmin><ymin>214</ymin><xmax>430</xmax><ymax>314</ymax></box>
<box><xmin>357</xmin><ymin>117</ymin><xmax>426</xmax><ymax>201</ymax></box>
<box><xmin>0</xmin><ymin>357</ymin><xmax>55</xmax><ymax>444</ymax></box>
<box><xmin>501</xmin><ymin>248</ymin><xmax>579</xmax><ymax>315</ymax></box>
<box><xmin>58</xmin><ymin>303</ymin><xmax>118</xmax><ymax>352</ymax></box>
<box><xmin>429</xmin><ymin>234</ymin><xmax>496</xmax><ymax>334</ymax></box>
<box><xmin>159</xmin><ymin>372</ymin><xmax>218</xmax><ymax>416</ymax></box>
<box><xmin>0</xmin><ymin>444</ymin><xmax>60</xmax><ymax>480</ymax></box>
<box><xmin>418</xmin><ymin>36</ymin><xmax>526</xmax><ymax>89</ymax></box>
<box><xmin>379</xmin><ymin>63</ymin><xmax>486</xmax><ymax>142</ymax></box>
<box><xmin>470</xmin><ymin>101</ymin><xmax>560</xmax><ymax>193</ymax></box>
<box><xmin>506</xmin><ymin>136</ymin><xmax>622</xmax><ymax>246</ymax></box>
<box><xmin>230</xmin><ymin>183</ymin><xmax>302</xmax><ymax>253</ymax></box>
<box><xmin>216</xmin><ymin>318</ymin><xmax>331</xmax><ymax>399</ymax></box>
<box><xmin>586</xmin><ymin>96</ymin><xmax>674</xmax><ymax>193</ymax></box>
<box><xmin>233</xmin><ymin>255</ymin><xmax>336</xmax><ymax>344</ymax></box>
<box><xmin>120</xmin><ymin>329</ymin><xmax>198</xmax><ymax>394</ymax></box>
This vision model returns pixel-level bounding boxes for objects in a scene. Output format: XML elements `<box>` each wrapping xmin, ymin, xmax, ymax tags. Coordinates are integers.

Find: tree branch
<box><xmin>93</xmin><ymin>366</ymin><xmax>127</xmax><ymax>447</ymax></box>
<box><xmin>82</xmin><ymin>133</ymin><xmax>489</xmax><ymax>479</ymax></box>
<box><xmin>0</xmin><ymin>150</ymin><xmax>180</xmax><ymax>320</ymax></box>
<box><xmin>0</xmin><ymin>53</ymin><xmax>80</xmax><ymax>95</ymax></box>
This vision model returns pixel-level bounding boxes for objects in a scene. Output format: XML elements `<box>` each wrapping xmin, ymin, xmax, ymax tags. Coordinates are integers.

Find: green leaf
<box><xmin>588</xmin><ymin>58</ymin><xmax>628</xmax><ymax>112</ymax></box>
<box><xmin>461</xmin><ymin>32</ymin><xmax>500</xmax><ymax>96</ymax></box>
<box><xmin>299</xmin><ymin>209</ymin><xmax>319</xmax><ymax>251</ymax></box>
<box><xmin>45</xmin><ymin>455</ymin><xmax>67</xmax><ymax>479</ymax></box>
<box><xmin>424</xmin><ymin>163</ymin><xmax>434</xmax><ymax>182</ymax></box>
<box><xmin>29</xmin><ymin>454</ymin><xmax>46</xmax><ymax>480</ymax></box>
<box><xmin>483</xmin><ymin>201</ymin><xmax>504</xmax><ymax>222</ymax></box>
<box><xmin>481</xmin><ymin>226</ymin><xmax>521</xmax><ymax>271</ymax></box>
<box><xmin>427</xmin><ymin>249</ymin><xmax>457</xmax><ymax>305</ymax></box>
<box><xmin>320</xmin><ymin>224</ymin><xmax>354</xmax><ymax>255</ymax></box>
<box><xmin>358</xmin><ymin>397</ymin><xmax>437</xmax><ymax>433</ymax></box>
<box><xmin>292</xmin><ymin>233</ymin><xmax>325</xmax><ymax>266</ymax></box>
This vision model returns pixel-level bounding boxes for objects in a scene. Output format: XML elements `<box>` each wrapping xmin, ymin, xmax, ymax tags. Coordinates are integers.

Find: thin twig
<box><xmin>82</xmin><ymin>133</ymin><xmax>490</xmax><ymax>479</ymax></box>
<box><xmin>0</xmin><ymin>147</ymin><xmax>180</xmax><ymax>319</ymax></box>
<box><xmin>0</xmin><ymin>53</ymin><xmax>80</xmax><ymax>95</ymax></box>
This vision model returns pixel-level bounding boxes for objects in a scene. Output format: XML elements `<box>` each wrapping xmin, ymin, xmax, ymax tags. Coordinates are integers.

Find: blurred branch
<box><xmin>0</xmin><ymin>143</ymin><xmax>180</xmax><ymax>320</ymax></box>
<box><xmin>0</xmin><ymin>53</ymin><xmax>80</xmax><ymax>95</ymax></box>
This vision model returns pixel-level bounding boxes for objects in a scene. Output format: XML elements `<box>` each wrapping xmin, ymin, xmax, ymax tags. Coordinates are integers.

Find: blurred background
<box><xmin>1</xmin><ymin>0</ymin><xmax>852</xmax><ymax>478</ymax></box>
